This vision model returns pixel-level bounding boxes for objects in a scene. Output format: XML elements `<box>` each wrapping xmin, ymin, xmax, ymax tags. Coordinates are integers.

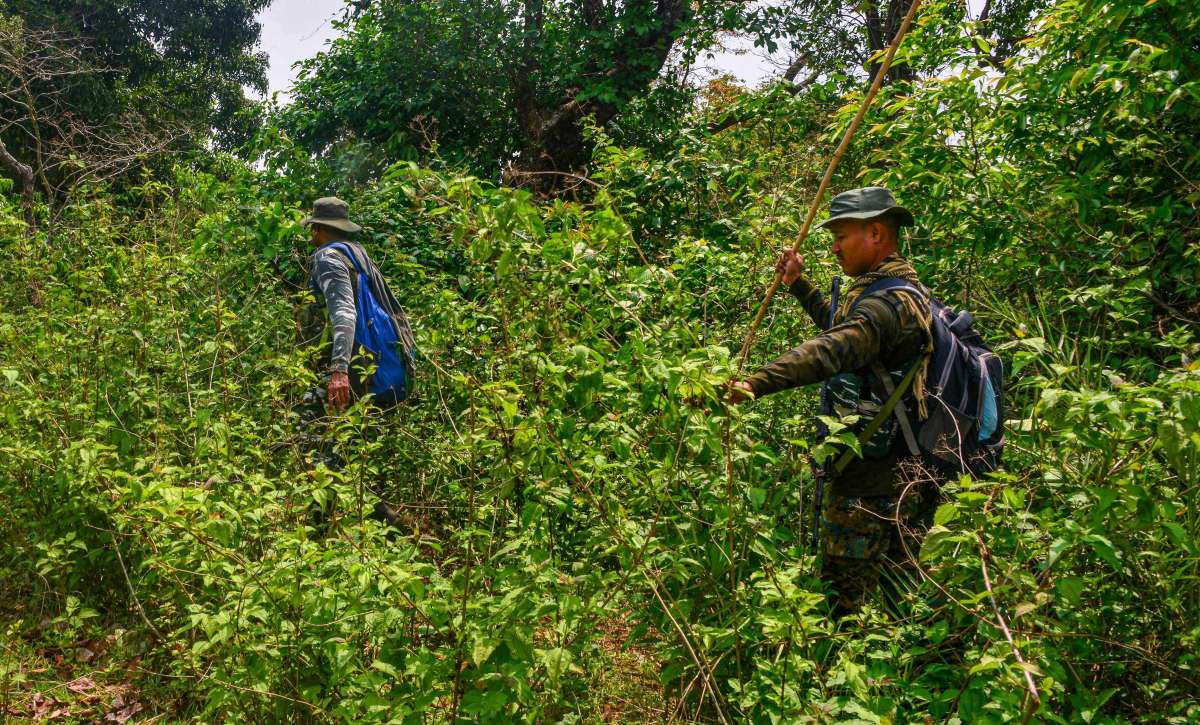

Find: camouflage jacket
<box><xmin>746</xmin><ymin>255</ymin><xmax>931</xmax><ymax>496</ymax></box>
<box><xmin>300</xmin><ymin>241</ymin><xmax>420</xmax><ymax>391</ymax></box>
<box><xmin>302</xmin><ymin>243</ymin><xmax>359</xmax><ymax>374</ymax></box>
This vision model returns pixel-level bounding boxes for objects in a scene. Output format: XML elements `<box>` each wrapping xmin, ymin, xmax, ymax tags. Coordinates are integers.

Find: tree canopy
<box><xmin>280</xmin><ymin>0</ymin><xmax>762</xmax><ymax>183</ymax></box>
<box><xmin>3</xmin><ymin>0</ymin><xmax>271</xmax><ymax>146</ymax></box>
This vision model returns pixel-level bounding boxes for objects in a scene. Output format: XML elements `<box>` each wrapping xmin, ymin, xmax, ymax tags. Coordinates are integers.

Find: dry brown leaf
<box><xmin>104</xmin><ymin>701</ymin><xmax>143</xmax><ymax>723</ymax></box>
<box><xmin>66</xmin><ymin>676</ymin><xmax>96</xmax><ymax>694</ymax></box>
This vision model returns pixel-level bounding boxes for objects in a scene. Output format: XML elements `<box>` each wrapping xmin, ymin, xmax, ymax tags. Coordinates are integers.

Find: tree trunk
<box><xmin>866</xmin><ymin>0</ymin><xmax>917</xmax><ymax>85</ymax></box>
<box><xmin>514</xmin><ymin>0</ymin><xmax>544</xmax><ymax>141</ymax></box>
<box><xmin>0</xmin><ymin>138</ymin><xmax>37</xmax><ymax>234</ymax></box>
<box><xmin>509</xmin><ymin>0</ymin><xmax>689</xmax><ymax>193</ymax></box>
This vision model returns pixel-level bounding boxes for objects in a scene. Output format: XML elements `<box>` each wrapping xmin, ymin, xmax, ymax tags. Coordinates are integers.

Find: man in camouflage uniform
<box><xmin>729</xmin><ymin>187</ymin><xmax>940</xmax><ymax>614</ymax></box>
<box><xmin>296</xmin><ymin>197</ymin><xmax>417</xmax><ymax>526</ymax></box>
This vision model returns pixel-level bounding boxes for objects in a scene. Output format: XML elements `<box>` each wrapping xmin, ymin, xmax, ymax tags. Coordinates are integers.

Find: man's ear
<box><xmin>868</xmin><ymin>220</ymin><xmax>885</xmax><ymax>245</ymax></box>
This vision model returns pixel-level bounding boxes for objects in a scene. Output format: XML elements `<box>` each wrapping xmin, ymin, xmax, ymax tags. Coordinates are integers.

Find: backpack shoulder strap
<box><xmin>324</xmin><ymin>241</ymin><xmax>365</xmax><ymax>275</ymax></box>
<box><xmin>847</xmin><ymin>276</ymin><xmax>926</xmax><ymax>459</ymax></box>
<box><xmin>832</xmin><ymin>359</ymin><xmax>921</xmax><ymax>474</ymax></box>
<box><xmin>871</xmin><ymin>361</ymin><xmax>921</xmax><ymax>457</ymax></box>
<box><xmin>316</xmin><ymin>242</ymin><xmax>362</xmax><ymax>300</ymax></box>
<box><xmin>848</xmin><ymin>276</ymin><xmax>924</xmax><ymax>314</ymax></box>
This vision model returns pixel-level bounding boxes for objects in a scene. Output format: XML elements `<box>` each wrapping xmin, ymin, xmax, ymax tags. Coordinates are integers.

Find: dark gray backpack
<box><xmin>832</xmin><ymin>277</ymin><xmax>1004</xmax><ymax>478</ymax></box>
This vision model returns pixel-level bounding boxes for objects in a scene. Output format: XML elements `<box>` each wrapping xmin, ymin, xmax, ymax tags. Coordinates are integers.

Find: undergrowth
<box><xmin>1</xmin><ymin>0</ymin><xmax>1198</xmax><ymax>720</ymax></box>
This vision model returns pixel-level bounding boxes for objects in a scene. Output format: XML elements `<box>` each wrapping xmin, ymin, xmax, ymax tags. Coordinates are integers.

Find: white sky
<box><xmin>256</xmin><ymin>0</ymin><xmax>344</xmax><ymax>99</ymax></box>
<box><xmin>254</xmin><ymin>0</ymin><xmax>780</xmax><ymax>100</ymax></box>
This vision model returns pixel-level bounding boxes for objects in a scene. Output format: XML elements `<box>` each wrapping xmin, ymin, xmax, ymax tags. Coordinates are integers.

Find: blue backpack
<box><xmin>843</xmin><ymin>277</ymin><xmax>1005</xmax><ymax>478</ymax></box>
<box><xmin>326</xmin><ymin>242</ymin><xmax>410</xmax><ymax>404</ymax></box>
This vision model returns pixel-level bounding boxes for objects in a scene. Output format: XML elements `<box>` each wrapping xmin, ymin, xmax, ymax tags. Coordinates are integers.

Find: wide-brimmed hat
<box><xmin>816</xmin><ymin>186</ymin><xmax>915</xmax><ymax>228</ymax></box>
<box><xmin>301</xmin><ymin>197</ymin><xmax>361</xmax><ymax>234</ymax></box>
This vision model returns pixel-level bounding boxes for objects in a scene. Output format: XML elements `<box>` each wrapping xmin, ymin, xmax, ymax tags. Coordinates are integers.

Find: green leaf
<box><xmin>927</xmin><ymin>619</ymin><xmax>949</xmax><ymax>645</ymax></box>
<box><xmin>934</xmin><ymin>503</ymin><xmax>959</xmax><ymax>526</ymax></box>
<box><xmin>370</xmin><ymin>659</ymin><xmax>401</xmax><ymax>678</ymax></box>
<box><xmin>1163</xmin><ymin>522</ymin><xmax>1196</xmax><ymax>554</ymax></box>
<box><xmin>1001</xmin><ymin>487</ymin><xmax>1025</xmax><ymax>510</ymax></box>
<box><xmin>1057</xmin><ymin>576</ymin><xmax>1084</xmax><ymax>605</ymax></box>
<box><xmin>1083</xmin><ymin>534</ymin><xmax>1122</xmax><ymax>571</ymax></box>
<box><xmin>472</xmin><ymin>635</ymin><xmax>497</xmax><ymax>666</ymax></box>
<box><xmin>539</xmin><ymin>647</ymin><xmax>574</xmax><ymax>687</ymax></box>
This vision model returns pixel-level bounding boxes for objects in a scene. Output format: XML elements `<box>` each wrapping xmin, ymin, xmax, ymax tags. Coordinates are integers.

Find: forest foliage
<box><xmin>1</xmin><ymin>0</ymin><xmax>1198</xmax><ymax>721</ymax></box>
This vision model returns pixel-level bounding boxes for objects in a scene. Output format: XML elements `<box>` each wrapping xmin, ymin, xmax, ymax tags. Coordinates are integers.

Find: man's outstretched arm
<box><xmin>742</xmin><ymin>292</ymin><xmax>922</xmax><ymax>398</ymax></box>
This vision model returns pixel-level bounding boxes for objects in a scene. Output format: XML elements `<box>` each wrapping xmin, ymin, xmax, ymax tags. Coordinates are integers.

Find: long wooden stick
<box><xmin>736</xmin><ymin>0</ymin><xmax>925</xmax><ymax>371</ymax></box>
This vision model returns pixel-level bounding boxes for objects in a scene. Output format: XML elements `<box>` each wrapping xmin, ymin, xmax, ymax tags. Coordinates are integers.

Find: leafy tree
<box><xmin>280</xmin><ymin>0</ymin><xmax>753</xmax><ymax>185</ymax></box>
<box><xmin>703</xmin><ymin>0</ymin><xmax>1049</xmax><ymax>138</ymax></box>
<box><xmin>760</xmin><ymin>0</ymin><xmax>1047</xmax><ymax>83</ymax></box>
<box><xmin>2</xmin><ymin>0</ymin><xmax>271</xmax><ymax>148</ymax></box>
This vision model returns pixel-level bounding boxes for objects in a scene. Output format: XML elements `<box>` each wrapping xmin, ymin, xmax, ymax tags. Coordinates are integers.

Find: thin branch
<box><xmin>707</xmin><ymin>67</ymin><xmax>821</xmax><ymax>135</ymax></box>
<box><xmin>977</xmin><ymin>531</ymin><xmax>1042</xmax><ymax>724</ymax></box>
<box><xmin>0</xmin><ymin>137</ymin><xmax>36</xmax><ymax>232</ymax></box>
<box><xmin>109</xmin><ymin>531</ymin><xmax>166</xmax><ymax>641</ymax></box>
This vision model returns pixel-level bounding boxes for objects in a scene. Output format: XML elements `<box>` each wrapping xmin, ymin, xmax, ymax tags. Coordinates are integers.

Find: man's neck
<box><xmin>866</xmin><ymin>251</ymin><xmax>902</xmax><ymax>272</ymax></box>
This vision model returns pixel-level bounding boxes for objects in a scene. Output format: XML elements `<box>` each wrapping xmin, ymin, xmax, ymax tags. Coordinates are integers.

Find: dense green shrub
<box><xmin>1</xmin><ymin>0</ymin><xmax>1197</xmax><ymax>720</ymax></box>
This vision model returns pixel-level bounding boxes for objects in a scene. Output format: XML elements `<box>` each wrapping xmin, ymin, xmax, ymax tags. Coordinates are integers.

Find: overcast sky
<box><xmin>254</xmin><ymin>0</ymin><xmax>781</xmax><ymax>100</ymax></box>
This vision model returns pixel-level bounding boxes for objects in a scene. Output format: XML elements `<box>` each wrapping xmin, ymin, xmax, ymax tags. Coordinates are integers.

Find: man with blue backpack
<box><xmin>728</xmin><ymin>187</ymin><xmax>1003</xmax><ymax>615</ymax></box>
<box><xmin>300</xmin><ymin>197</ymin><xmax>416</xmax><ymax>411</ymax></box>
<box><xmin>296</xmin><ymin>197</ymin><xmax>417</xmax><ymax>526</ymax></box>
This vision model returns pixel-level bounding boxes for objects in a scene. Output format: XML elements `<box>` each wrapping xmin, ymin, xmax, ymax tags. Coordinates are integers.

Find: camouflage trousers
<box><xmin>820</xmin><ymin>480</ymin><xmax>939</xmax><ymax>614</ymax></box>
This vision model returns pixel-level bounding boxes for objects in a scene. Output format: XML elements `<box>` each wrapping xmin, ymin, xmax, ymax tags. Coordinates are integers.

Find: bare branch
<box><xmin>0</xmin><ymin>137</ymin><xmax>36</xmax><ymax>232</ymax></box>
<box><xmin>0</xmin><ymin>20</ymin><xmax>187</xmax><ymax>234</ymax></box>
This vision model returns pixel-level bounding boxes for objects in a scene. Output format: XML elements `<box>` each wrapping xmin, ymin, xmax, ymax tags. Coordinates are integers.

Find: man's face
<box><xmin>309</xmin><ymin>223</ymin><xmax>330</xmax><ymax>248</ymax></box>
<box><xmin>828</xmin><ymin>218</ymin><xmax>885</xmax><ymax>276</ymax></box>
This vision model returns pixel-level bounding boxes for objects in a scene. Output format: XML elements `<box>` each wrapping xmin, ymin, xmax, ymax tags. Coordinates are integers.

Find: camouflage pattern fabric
<box><xmin>821</xmin><ymin>474</ymin><xmax>938</xmax><ymax>614</ymax></box>
<box><xmin>302</xmin><ymin>240</ymin><xmax>419</xmax><ymax>396</ymax></box>
<box><xmin>289</xmin><ymin>241</ymin><xmax>408</xmax><ymax>530</ymax></box>
<box><xmin>825</xmin><ymin>364</ymin><xmax>910</xmax><ymax>460</ymax></box>
<box><xmin>746</xmin><ymin>254</ymin><xmax>928</xmax><ymax>399</ymax></box>
<box><xmin>746</xmin><ymin>254</ymin><xmax>932</xmax><ymax>497</ymax></box>
<box><xmin>307</xmin><ymin>244</ymin><xmax>359</xmax><ymax>373</ymax></box>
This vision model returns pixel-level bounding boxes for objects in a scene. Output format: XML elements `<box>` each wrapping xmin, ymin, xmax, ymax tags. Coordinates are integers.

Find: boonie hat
<box><xmin>301</xmin><ymin>196</ymin><xmax>362</xmax><ymax>234</ymax></box>
<box><xmin>816</xmin><ymin>186</ymin><xmax>915</xmax><ymax>228</ymax></box>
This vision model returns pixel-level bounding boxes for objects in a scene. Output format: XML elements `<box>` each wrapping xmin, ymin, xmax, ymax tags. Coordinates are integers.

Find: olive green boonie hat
<box><xmin>816</xmin><ymin>186</ymin><xmax>915</xmax><ymax>229</ymax></box>
<box><xmin>301</xmin><ymin>197</ymin><xmax>361</xmax><ymax>234</ymax></box>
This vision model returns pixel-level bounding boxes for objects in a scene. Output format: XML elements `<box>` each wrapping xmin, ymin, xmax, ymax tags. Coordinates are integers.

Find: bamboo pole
<box><xmin>736</xmin><ymin>0</ymin><xmax>925</xmax><ymax>372</ymax></box>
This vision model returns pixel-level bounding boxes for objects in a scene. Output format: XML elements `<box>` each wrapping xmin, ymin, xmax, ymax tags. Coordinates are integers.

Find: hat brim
<box><xmin>302</xmin><ymin>216</ymin><xmax>362</xmax><ymax>233</ymax></box>
<box><xmin>816</xmin><ymin>206</ymin><xmax>915</xmax><ymax>229</ymax></box>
